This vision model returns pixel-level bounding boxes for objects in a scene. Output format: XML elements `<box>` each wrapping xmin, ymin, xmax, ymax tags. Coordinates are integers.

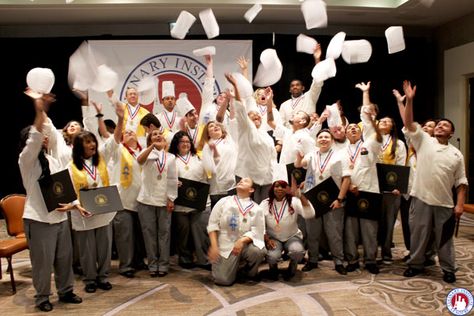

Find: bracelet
<box><xmin>95</xmin><ymin>113</ymin><xmax>104</xmax><ymax>118</ymax></box>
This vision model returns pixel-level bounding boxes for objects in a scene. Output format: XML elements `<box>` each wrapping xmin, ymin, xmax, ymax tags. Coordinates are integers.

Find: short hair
<box><xmin>316</xmin><ymin>128</ymin><xmax>333</xmax><ymax>138</ymax></box>
<box><xmin>104</xmin><ymin>119</ymin><xmax>116</xmax><ymax>130</ymax></box>
<box><xmin>436</xmin><ymin>118</ymin><xmax>455</xmax><ymax>133</ymax></box>
<box><xmin>140</xmin><ymin>113</ymin><xmax>161</xmax><ymax>128</ymax></box>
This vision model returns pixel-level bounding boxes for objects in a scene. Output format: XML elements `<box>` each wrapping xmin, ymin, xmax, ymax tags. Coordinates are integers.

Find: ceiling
<box><xmin>0</xmin><ymin>0</ymin><xmax>473</xmax><ymax>29</ymax></box>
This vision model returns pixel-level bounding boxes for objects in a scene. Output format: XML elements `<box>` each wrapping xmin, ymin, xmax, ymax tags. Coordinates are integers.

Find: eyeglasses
<box><xmin>179</xmin><ymin>140</ymin><xmax>191</xmax><ymax>144</ymax></box>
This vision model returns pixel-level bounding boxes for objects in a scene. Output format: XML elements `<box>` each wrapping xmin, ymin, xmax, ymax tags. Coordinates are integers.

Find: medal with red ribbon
<box><xmin>155</xmin><ymin>151</ymin><xmax>167</xmax><ymax>180</ymax></box>
<box><xmin>163</xmin><ymin>111</ymin><xmax>176</xmax><ymax>129</ymax></box>
<box><xmin>348</xmin><ymin>140</ymin><xmax>363</xmax><ymax>167</ymax></box>
<box><xmin>272</xmin><ymin>199</ymin><xmax>288</xmax><ymax>227</ymax></box>
<box><xmin>83</xmin><ymin>161</ymin><xmax>97</xmax><ymax>186</ymax></box>
<box><xmin>381</xmin><ymin>135</ymin><xmax>392</xmax><ymax>152</ymax></box>
<box><xmin>127</xmin><ymin>103</ymin><xmax>140</xmax><ymax>122</ymax></box>
<box><xmin>234</xmin><ymin>195</ymin><xmax>254</xmax><ymax>222</ymax></box>
<box><xmin>258</xmin><ymin>105</ymin><xmax>267</xmax><ymax>116</ymax></box>
<box><xmin>317</xmin><ymin>149</ymin><xmax>333</xmax><ymax>179</ymax></box>
<box><xmin>187</xmin><ymin>126</ymin><xmax>198</xmax><ymax>146</ymax></box>
<box><xmin>291</xmin><ymin>95</ymin><xmax>304</xmax><ymax>109</ymax></box>
<box><xmin>177</xmin><ymin>152</ymin><xmax>191</xmax><ymax>170</ymax></box>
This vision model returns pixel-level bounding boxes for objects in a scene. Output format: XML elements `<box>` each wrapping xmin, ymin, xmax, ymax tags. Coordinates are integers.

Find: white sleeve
<box><xmin>301</xmin><ymin>80</ymin><xmax>323</xmax><ymax>114</ymax></box>
<box><xmin>207</xmin><ymin>197</ymin><xmax>226</xmax><ymax>233</ymax></box>
<box><xmin>166</xmin><ymin>155</ymin><xmax>178</xmax><ymax>201</ymax></box>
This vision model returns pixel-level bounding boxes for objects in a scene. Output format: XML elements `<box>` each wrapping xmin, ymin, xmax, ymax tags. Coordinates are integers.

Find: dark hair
<box><xmin>104</xmin><ymin>119</ymin><xmax>116</xmax><ymax>129</ymax></box>
<box><xmin>316</xmin><ymin>128</ymin><xmax>333</xmax><ymax>138</ymax></box>
<box><xmin>436</xmin><ymin>118</ymin><xmax>455</xmax><ymax>133</ymax></box>
<box><xmin>72</xmin><ymin>131</ymin><xmax>99</xmax><ymax>170</ymax></box>
<box><xmin>140</xmin><ymin>113</ymin><xmax>161</xmax><ymax>129</ymax></box>
<box><xmin>267</xmin><ymin>181</ymin><xmax>295</xmax><ymax>215</ymax></box>
<box><xmin>169</xmin><ymin>131</ymin><xmax>197</xmax><ymax>156</ymax></box>
<box><xmin>379</xmin><ymin>117</ymin><xmax>399</xmax><ymax>160</ymax></box>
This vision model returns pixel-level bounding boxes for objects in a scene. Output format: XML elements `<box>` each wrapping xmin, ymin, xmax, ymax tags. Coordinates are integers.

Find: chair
<box><xmin>0</xmin><ymin>194</ymin><xmax>28</xmax><ymax>294</ymax></box>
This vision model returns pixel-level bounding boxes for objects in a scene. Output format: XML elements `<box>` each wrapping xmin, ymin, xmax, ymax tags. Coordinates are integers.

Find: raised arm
<box><xmin>402</xmin><ymin>80</ymin><xmax>417</xmax><ymax>132</ymax></box>
<box><xmin>355</xmin><ymin>81</ymin><xmax>371</xmax><ymax>106</ymax></box>
<box><xmin>265</xmin><ymin>87</ymin><xmax>277</xmax><ymax>130</ymax></box>
<box><xmin>113</xmin><ymin>102</ymin><xmax>125</xmax><ymax>144</ymax></box>
<box><xmin>392</xmin><ymin>88</ymin><xmax>407</xmax><ymax>127</ymax></box>
<box><xmin>237</xmin><ymin>56</ymin><xmax>249</xmax><ymax>80</ymax></box>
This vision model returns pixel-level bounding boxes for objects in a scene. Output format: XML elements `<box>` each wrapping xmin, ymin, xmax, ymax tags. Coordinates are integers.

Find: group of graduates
<box><xmin>18</xmin><ymin>46</ymin><xmax>468</xmax><ymax>312</ymax></box>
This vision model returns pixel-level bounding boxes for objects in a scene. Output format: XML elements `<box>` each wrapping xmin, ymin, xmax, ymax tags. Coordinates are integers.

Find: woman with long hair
<box><xmin>260</xmin><ymin>180</ymin><xmax>314</xmax><ymax>280</ymax></box>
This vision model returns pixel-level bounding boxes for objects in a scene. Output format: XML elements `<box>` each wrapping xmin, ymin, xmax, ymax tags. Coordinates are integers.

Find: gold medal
<box><xmin>157</xmin><ymin>174</ymin><xmax>162</xmax><ymax>180</ymax></box>
<box><xmin>275</xmin><ymin>224</ymin><xmax>281</xmax><ymax>232</ymax></box>
<box><xmin>92</xmin><ymin>182</ymin><xmax>98</xmax><ymax>188</ymax></box>
<box><xmin>349</xmin><ymin>164</ymin><xmax>354</xmax><ymax>170</ymax></box>
<box><xmin>242</xmin><ymin>218</ymin><xmax>247</xmax><ymax>223</ymax></box>
<box><xmin>319</xmin><ymin>175</ymin><xmax>324</xmax><ymax>180</ymax></box>
<box><xmin>184</xmin><ymin>165</ymin><xmax>189</xmax><ymax>171</ymax></box>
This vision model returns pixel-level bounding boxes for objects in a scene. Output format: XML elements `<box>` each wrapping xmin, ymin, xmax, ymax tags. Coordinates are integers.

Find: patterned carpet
<box><xmin>1</xmin><ymin>216</ymin><xmax>473</xmax><ymax>316</ymax></box>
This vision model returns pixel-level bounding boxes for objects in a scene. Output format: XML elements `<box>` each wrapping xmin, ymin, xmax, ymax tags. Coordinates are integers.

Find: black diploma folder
<box><xmin>38</xmin><ymin>169</ymin><xmax>77</xmax><ymax>212</ymax></box>
<box><xmin>80</xmin><ymin>185</ymin><xmax>123</xmax><ymax>214</ymax></box>
<box><xmin>345</xmin><ymin>191</ymin><xmax>382</xmax><ymax>221</ymax></box>
<box><xmin>175</xmin><ymin>177</ymin><xmax>210</xmax><ymax>211</ymax></box>
<box><xmin>303</xmin><ymin>177</ymin><xmax>339</xmax><ymax>217</ymax></box>
<box><xmin>376</xmin><ymin>163</ymin><xmax>410</xmax><ymax>194</ymax></box>
<box><xmin>286</xmin><ymin>163</ymin><xmax>307</xmax><ymax>185</ymax></box>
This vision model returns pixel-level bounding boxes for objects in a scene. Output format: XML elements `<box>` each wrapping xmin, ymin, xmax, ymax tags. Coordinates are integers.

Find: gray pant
<box><xmin>266</xmin><ymin>236</ymin><xmax>305</xmax><ymax>265</ymax></box>
<box><xmin>379</xmin><ymin>194</ymin><xmax>401</xmax><ymax>260</ymax></box>
<box><xmin>344</xmin><ymin>216</ymin><xmax>378</xmax><ymax>264</ymax></box>
<box><xmin>24</xmin><ymin>219</ymin><xmax>74</xmax><ymax>306</ymax></box>
<box><xmin>212</xmin><ymin>244</ymin><xmax>266</xmax><ymax>286</ymax></box>
<box><xmin>75</xmin><ymin>224</ymin><xmax>112</xmax><ymax>285</ymax></box>
<box><xmin>113</xmin><ymin>210</ymin><xmax>135</xmax><ymax>273</ymax></box>
<box><xmin>306</xmin><ymin>207</ymin><xmax>345</xmax><ymax>265</ymax></box>
<box><xmin>174</xmin><ymin>209</ymin><xmax>210</xmax><ymax>265</ymax></box>
<box><xmin>137</xmin><ymin>202</ymin><xmax>171</xmax><ymax>273</ymax></box>
<box><xmin>407</xmin><ymin>197</ymin><xmax>456</xmax><ymax>272</ymax></box>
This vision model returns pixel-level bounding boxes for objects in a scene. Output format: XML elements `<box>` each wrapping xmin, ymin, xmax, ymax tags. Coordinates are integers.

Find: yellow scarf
<box><xmin>123</xmin><ymin>105</ymin><xmax>149</xmax><ymax>138</ymax></box>
<box><xmin>70</xmin><ymin>156</ymin><xmax>109</xmax><ymax>197</ymax></box>
<box><xmin>380</xmin><ymin>138</ymin><xmax>396</xmax><ymax>164</ymax></box>
<box><xmin>120</xmin><ymin>146</ymin><xmax>137</xmax><ymax>189</ymax></box>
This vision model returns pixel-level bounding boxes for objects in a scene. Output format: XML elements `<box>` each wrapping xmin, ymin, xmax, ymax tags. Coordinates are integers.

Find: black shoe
<box><xmin>158</xmin><ymin>271</ymin><xmax>168</xmax><ymax>277</ymax></box>
<box><xmin>302</xmin><ymin>261</ymin><xmax>318</xmax><ymax>272</ymax></box>
<box><xmin>133</xmin><ymin>262</ymin><xmax>148</xmax><ymax>271</ymax></box>
<box><xmin>59</xmin><ymin>291</ymin><xmax>82</xmax><ymax>304</ymax></box>
<box><xmin>179</xmin><ymin>262</ymin><xmax>196</xmax><ymax>269</ymax></box>
<box><xmin>197</xmin><ymin>264</ymin><xmax>212</xmax><ymax>271</ymax></box>
<box><xmin>443</xmin><ymin>271</ymin><xmax>456</xmax><ymax>283</ymax></box>
<box><xmin>150</xmin><ymin>271</ymin><xmax>159</xmax><ymax>278</ymax></box>
<box><xmin>402</xmin><ymin>255</ymin><xmax>410</xmax><ymax>262</ymax></box>
<box><xmin>268</xmin><ymin>267</ymin><xmax>279</xmax><ymax>281</ymax></box>
<box><xmin>403</xmin><ymin>267</ymin><xmax>423</xmax><ymax>277</ymax></box>
<box><xmin>38</xmin><ymin>301</ymin><xmax>53</xmax><ymax>312</ymax></box>
<box><xmin>365</xmin><ymin>264</ymin><xmax>379</xmax><ymax>275</ymax></box>
<box><xmin>120</xmin><ymin>270</ymin><xmax>135</xmax><ymax>278</ymax></box>
<box><xmin>72</xmin><ymin>265</ymin><xmax>83</xmax><ymax>276</ymax></box>
<box><xmin>335</xmin><ymin>264</ymin><xmax>347</xmax><ymax>275</ymax></box>
<box><xmin>382</xmin><ymin>258</ymin><xmax>394</xmax><ymax>265</ymax></box>
<box><xmin>84</xmin><ymin>283</ymin><xmax>97</xmax><ymax>293</ymax></box>
<box><xmin>346</xmin><ymin>262</ymin><xmax>360</xmax><ymax>272</ymax></box>
<box><xmin>96</xmin><ymin>281</ymin><xmax>112</xmax><ymax>291</ymax></box>
<box><xmin>424</xmin><ymin>259</ymin><xmax>436</xmax><ymax>267</ymax></box>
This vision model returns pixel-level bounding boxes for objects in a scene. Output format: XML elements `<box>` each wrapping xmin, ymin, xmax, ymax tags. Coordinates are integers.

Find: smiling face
<box><xmin>150</xmin><ymin>129</ymin><xmax>166</xmax><ymax>149</ymax></box>
<box><xmin>422</xmin><ymin>120</ymin><xmax>436</xmax><ymax>136</ymax></box>
<box><xmin>177</xmin><ymin>135</ymin><xmax>191</xmax><ymax>156</ymax></box>
<box><xmin>273</xmin><ymin>182</ymin><xmax>287</xmax><ymax>201</ymax></box>
<box><xmin>126</xmin><ymin>88</ymin><xmax>138</xmax><ymax>106</ymax></box>
<box><xmin>378</xmin><ymin>117</ymin><xmax>393</xmax><ymax>135</ymax></box>
<box><xmin>185</xmin><ymin>109</ymin><xmax>199</xmax><ymax>128</ymax></box>
<box><xmin>215</xmin><ymin>92</ymin><xmax>229</xmax><ymax>107</ymax></box>
<box><xmin>207</xmin><ymin>122</ymin><xmax>223</xmax><ymax>140</ymax></box>
<box><xmin>434</xmin><ymin>119</ymin><xmax>454</xmax><ymax>140</ymax></box>
<box><xmin>248</xmin><ymin>111</ymin><xmax>262</xmax><ymax>129</ymax></box>
<box><xmin>317</xmin><ymin>131</ymin><xmax>333</xmax><ymax>152</ymax></box>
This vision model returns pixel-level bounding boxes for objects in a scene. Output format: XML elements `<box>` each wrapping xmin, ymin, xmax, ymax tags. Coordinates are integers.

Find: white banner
<box><xmin>87</xmin><ymin>39</ymin><xmax>252</xmax><ymax>118</ymax></box>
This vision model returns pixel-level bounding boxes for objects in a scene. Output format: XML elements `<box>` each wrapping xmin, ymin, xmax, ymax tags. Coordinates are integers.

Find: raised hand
<box><xmin>236</xmin><ymin>56</ymin><xmax>249</xmax><ymax>70</ymax></box>
<box><xmin>392</xmin><ymin>89</ymin><xmax>406</xmax><ymax>105</ymax></box>
<box><xmin>355</xmin><ymin>81</ymin><xmax>371</xmax><ymax>92</ymax></box>
<box><xmin>314</xmin><ymin>43</ymin><xmax>322</xmax><ymax>63</ymax></box>
<box><xmin>403</xmin><ymin>80</ymin><xmax>417</xmax><ymax>100</ymax></box>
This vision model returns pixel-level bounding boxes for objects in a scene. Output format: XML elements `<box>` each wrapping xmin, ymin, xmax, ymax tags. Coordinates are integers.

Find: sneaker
<box><xmin>37</xmin><ymin>301</ymin><xmax>53</xmax><ymax>312</ymax></box>
<box><xmin>403</xmin><ymin>267</ymin><xmax>423</xmax><ymax>277</ymax></box>
<box><xmin>365</xmin><ymin>264</ymin><xmax>379</xmax><ymax>275</ymax></box>
<box><xmin>84</xmin><ymin>283</ymin><xmax>97</xmax><ymax>293</ymax></box>
<box><xmin>96</xmin><ymin>281</ymin><xmax>112</xmax><ymax>291</ymax></box>
<box><xmin>443</xmin><ymin>271</ymin><xmax>456</xmax><ymax>283</ymax></box>
<box><xmin>346</xmin><ymin>262</ymin><xmax>360</xmax><ymax>272</ymax></box>
<box><xmin>59</xmin><ymin>291</ymin><xmax>82</xmax><ymax>304</ymax></box>
<box><xmin>382</xmin><ymin>258</ymin><xmax>394</xmax><ymax>265</ymax></box>
<box><xmin>302</xmin><ymin>261</ymin><xmax>318</xmax><ymax>272</ymax></box>
<box><xmin>335</xmin><ymin>264</ymin><xmax>347</xmax><ymax>275</ymax></box>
